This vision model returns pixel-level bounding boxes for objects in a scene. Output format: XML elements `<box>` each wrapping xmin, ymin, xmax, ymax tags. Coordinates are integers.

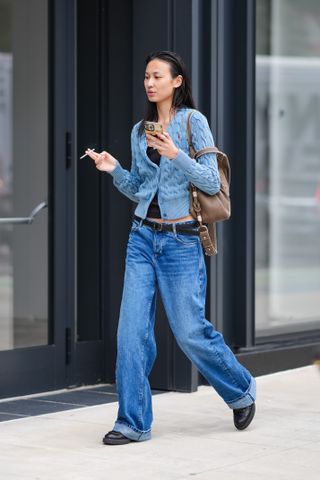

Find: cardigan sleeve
<box><xmin>170</xmin><ymin>110</ymin><xmax>221</xmax><ymax>195</ymax></box>
<box><xmin>109</xmin><ymin>123</ymin><xmax>142</xmax><ymax>202</ymax></box>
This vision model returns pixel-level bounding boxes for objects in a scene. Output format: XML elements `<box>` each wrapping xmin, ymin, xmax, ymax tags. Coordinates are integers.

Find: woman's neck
<box><xmin>156</xmin><ymin>101</ymin><xmax>176</xmax><ymax>126</ymax></box>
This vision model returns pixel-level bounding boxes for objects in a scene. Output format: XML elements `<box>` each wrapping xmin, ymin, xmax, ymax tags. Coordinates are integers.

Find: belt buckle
<box><xmin>153</xmin><ymin>222</ymin><xmax>163</xmax><ymax>232</ymax></box>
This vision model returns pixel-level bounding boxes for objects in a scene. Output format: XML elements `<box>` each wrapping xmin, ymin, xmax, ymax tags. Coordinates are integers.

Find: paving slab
<box><xmin>0</xmin><ymin>366</ymin><xmax>319</xmax><ymax>479</ymax></box>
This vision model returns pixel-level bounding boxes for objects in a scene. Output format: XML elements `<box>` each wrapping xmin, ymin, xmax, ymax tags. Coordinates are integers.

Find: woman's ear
<box><xmin>174</xmin><ymin>75</ymin><xmax>183</xmax><ymax>88</ymax></box>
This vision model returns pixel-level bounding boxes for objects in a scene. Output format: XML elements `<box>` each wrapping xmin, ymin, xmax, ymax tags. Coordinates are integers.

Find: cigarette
<box><xmin>80</xmin><ymin>148</ymin><xmax>95</xmax><ymax>159</ymax></box>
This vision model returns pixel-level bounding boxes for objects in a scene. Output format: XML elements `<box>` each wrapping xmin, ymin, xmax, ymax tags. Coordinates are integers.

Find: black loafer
<box><xmin>102</xmin><ymin>430</ymin><xmax>134</xmax><ymax>445</ymax></box>
<box><xmin>233</xmin><ymin>402</ymin><xmax>256</xmax><ymax>430</ymax></box>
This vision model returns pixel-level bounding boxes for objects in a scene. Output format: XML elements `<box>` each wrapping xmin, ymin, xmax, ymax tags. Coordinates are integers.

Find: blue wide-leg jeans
<box><xmin>113</xmin><ymin>217</ymin><xmax>256</xmax><ymax>441</ymax></box>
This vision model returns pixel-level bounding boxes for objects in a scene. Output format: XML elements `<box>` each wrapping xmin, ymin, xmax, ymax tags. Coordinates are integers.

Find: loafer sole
<box><xmin>103</xmin><ymin>436</ymin><xmax>133</xmax><ymax>445</ymax></box>
<box><xmin>102</xmin><ymin>430</ymin><xmax>134</xmax><ymax>445</ymax></box>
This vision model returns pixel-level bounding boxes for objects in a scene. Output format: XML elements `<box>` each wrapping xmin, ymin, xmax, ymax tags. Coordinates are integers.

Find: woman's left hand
<box><xmin>145</xmin><ymin>131</ymin><xmax>179</xmax><ymax>160</ymax></box>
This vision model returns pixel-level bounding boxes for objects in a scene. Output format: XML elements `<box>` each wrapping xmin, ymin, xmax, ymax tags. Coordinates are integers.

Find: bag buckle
<box><xmin>199</xmin><ymin>225</ymin><xmax>217</xmax><ymax>256</ymax></box>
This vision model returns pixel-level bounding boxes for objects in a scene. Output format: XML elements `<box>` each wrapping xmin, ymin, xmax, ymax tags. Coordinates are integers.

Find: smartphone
<box><xmin>144</xmin><ymin>121</ymin><xmax>163</xmax><ymax>136</ymax></box>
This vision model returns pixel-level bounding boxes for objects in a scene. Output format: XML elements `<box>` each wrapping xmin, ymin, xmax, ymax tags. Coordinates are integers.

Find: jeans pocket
<box><xmin>173</xmin><ymin>232</ymin><xmax>199</xmax><ymax>246</ymax></box>
<box><xmin>130</xmin><ymin>219</ymin><xmax>141</xmax><ymax>233</ymax></box>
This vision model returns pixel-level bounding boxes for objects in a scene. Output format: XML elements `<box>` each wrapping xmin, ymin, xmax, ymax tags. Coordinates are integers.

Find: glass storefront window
<box><xmin>0</xmin><ymin>0</ymin><xmax>49</xmax><ymax>350</ymax></box>
<box><xmin>255</xmin><ymin>0</ymin><xmax>320</xmax><ymax>337</ymax></box>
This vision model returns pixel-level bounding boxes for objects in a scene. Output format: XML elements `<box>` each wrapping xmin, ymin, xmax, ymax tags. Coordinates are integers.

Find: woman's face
<box><xmin>144</xmin><ymin>59</ymin><xmax>182</xmax><ymax>105</ymax></box>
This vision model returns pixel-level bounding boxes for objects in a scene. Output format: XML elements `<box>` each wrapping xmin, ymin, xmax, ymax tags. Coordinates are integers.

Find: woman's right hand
<box><xmin>85</xmin><ymin>148</ymin><xmax>118</xmax><ymax>173</ymax></box>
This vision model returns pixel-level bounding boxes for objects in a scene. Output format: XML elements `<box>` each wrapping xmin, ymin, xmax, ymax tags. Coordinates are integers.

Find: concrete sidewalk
<box><xmin>0</xmin><ymin>366</ymin><xmax>319</xmax><ymax>479</ymax></box>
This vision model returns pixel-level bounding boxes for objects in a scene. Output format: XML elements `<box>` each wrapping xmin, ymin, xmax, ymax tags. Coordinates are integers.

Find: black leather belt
<box><xmin>133</xmin><ymin>215</ymin><xmax>200</xmax><ymax>236</ymax></box>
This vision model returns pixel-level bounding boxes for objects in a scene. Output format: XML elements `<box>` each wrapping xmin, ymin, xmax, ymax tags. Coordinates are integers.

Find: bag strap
<box><xmin>194</xmin><ymin>146</ymin><xmax>219</xmax><ymax>158</ymax></box>
<box><xmin>186</xmin><ymin>111</ymin><xmax>217</xmax><ymax>256</ymax></box>
<box><xmin>187</xmin><ymin>111</ymin><xmax>221</xmax><ymax>157</ymax></box>
<box><xmin>186</xmin><ymin>110</ymin><xmax>231</xmax><ymax>185</ymax></box>
<box><xmin>186</xmin><ymin>110</ymin><xmax>195</xmax><ymax>150</ymax></box>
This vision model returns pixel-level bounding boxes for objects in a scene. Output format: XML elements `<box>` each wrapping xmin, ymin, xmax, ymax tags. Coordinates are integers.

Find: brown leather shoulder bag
<box><xmin>187</xmin><ymin>110</ymin><xmax>231</xmax><ymax>255</ymax></box>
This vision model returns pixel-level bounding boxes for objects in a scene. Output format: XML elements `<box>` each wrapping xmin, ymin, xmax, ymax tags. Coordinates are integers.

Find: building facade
<box><xmin>0</xmin><ymin>0</ymin><xmax>319</xmax><ymax>399</ymax></box>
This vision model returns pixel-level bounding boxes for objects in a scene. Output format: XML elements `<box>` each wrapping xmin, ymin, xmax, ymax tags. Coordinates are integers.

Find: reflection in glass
<box><xmin>0</xmin><ymin>0</ymin><xmax>48</xmax><ymax>350</ymax></box>
<box><xmin>255</xmin><ymin>0</ymin><xmax>320</xmax><ymax>336</ymax></box>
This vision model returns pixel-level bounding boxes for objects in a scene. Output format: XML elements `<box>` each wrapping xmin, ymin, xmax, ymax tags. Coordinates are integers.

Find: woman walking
<box><xmin>85</xmin><ymin>50</ymin><xmax>256</xmax><ymax>445</ymax></box>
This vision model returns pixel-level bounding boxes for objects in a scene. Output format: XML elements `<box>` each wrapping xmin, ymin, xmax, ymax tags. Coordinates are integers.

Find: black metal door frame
<box><xmin>0</xmin><ymin>0</ymin><xmax>69</xmax><ymax>399</ymax></box>
<box><xmin>0</xmin><ymin>0</ymin><xmax>107</xmax><ymax>399</ymax></box>
<box><xmin>51</xmin><ymin>0</ymin><xmax>105</xmax><ymax>390</ymax></box>
<box><xmin>73</xmin><ymin>0</ymin><xmax>105</xmax><ymax>386</ymax></box>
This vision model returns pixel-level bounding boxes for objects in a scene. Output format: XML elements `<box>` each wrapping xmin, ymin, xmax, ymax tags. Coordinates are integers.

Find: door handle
<box><xmin>0</xmin><ymin>201</ymin><xmax>47</xmax><ymax>225</ymax></box>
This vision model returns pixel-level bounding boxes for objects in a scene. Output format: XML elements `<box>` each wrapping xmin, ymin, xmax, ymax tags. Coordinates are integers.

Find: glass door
<box><xmin>255</xmin><ymin>0</ymin><xmax>320</xmax><ymax>338</ymax></box>
<box><xmin>0</xmin><ymin>0</ymin><xmax>48</xmax><ymax>352</ymax></box>
<box><xmin>0</xmin><ymin>0</ymin><xmax>64</xmax><ymax>398</ymax></box>
<box><xmin>0</xmin><ymin>0</ymin><xmax>108</xmax><ymax>399</ymax></box>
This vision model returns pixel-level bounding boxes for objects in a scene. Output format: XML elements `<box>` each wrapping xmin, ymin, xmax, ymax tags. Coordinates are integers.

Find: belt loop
<box><xmin>172</xmin><ymin>223</ymin><xmax>177</xmax><ymax>234</ymax></box>
<box><xmin>139</xmin><ymin>217</ymin><xmax>143</xmax><ymax>227</ymax></box>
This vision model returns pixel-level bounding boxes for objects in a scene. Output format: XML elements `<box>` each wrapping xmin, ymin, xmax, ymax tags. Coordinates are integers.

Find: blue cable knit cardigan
<box><xmin>109</xmin><ymin>107</ymin><xmax>221</xmax><ymax>220</ymax></box>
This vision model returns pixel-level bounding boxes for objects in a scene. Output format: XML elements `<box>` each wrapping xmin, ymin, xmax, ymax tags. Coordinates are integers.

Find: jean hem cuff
<box><xmin>226</xmin><ymin>376</ymin><xmax>256</xmax><ymax>409</ymax></box>
<box><xmin>113</xmin><ymin>421</ymin><xmax>152</xmax><ymax>441</ymax></box>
